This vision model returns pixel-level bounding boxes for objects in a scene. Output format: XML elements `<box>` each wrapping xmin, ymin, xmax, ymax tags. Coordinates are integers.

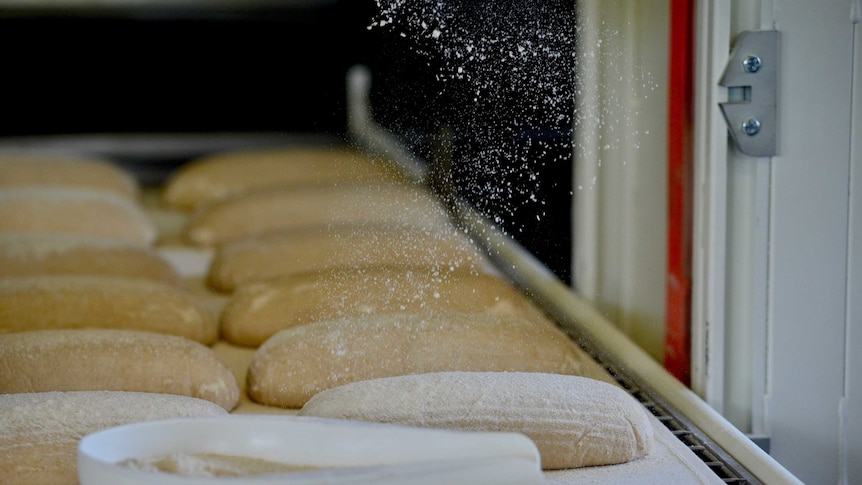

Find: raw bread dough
<box><xmin>0</xmin><ymin>275</ymin><xmax>218</xmax><ymax>345</ymax></box>
<box><xmin>0</xmin><ymin>391</ymin><xmax>226</xmax><ymax>485</ymax></box>
<box><xmin>163</xmin><ymin>147</ymin><xmax>406</xmax><ymax>211</ymax></box>
<box><xmin>0</xmin><ymin>188</ymin><xmax>156</xmax><ymax>245</ymax></box>
<box><xmin>207</xmin><ymin>224</ymin><xmax>485</xmax><ymax>293</ymax></box>
<box><xmin>299</xmin><ymin>371</ymin><xmax>654</xmax><ymax>470</ymax></box>
<box><xmin>0</xmin><ymin>234</ymin><xmax>182</xmax><ymax>285</ymax></box>
<box><xmin>247</xmin><ymin>311</ymin><xmax>610</xmax><ymax>408</ymax></box>
<box><xmin>220</xmin><ymin>266</ymin><xmax>547</xmax><ymax>347</ymax></box>
<box><xmin>183</xmin><ymin>183</ymin><xmax>453</xmax><ymax>247</ymax></box>
<box><xmin>0</xmin><ymin>153</ymin><xmax>139</xmax><ymax>200</ymax></box>
<box><xmin>0</xmin><ymin>329</ymin><xmax>240</xmax><ymax>410</ymax></box>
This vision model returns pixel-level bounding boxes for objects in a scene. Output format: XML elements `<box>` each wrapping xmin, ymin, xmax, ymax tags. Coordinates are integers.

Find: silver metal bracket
<box><xmin>719</xmin><ymin>30</ymin><xmax>779</xmax><ymax>157</ymax></box>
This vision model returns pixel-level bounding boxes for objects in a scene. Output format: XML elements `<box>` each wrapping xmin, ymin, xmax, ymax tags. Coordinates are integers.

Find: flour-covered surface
<box><xmin>543</xmin><ymin>413</ymin><xmax>722</xmax><ymax>484</ymax></box>
<box><xmin>151</xmin><ymin>204</ymin><xmax>724</xmax><ymax>483</ymax></box>
<box><xmin>297</xmin><ymin>372</ymin><xmax>653</xmax><ymax>470</ymax></box>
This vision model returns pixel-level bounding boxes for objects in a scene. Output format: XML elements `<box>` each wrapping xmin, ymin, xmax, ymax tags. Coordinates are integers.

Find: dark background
<box><xmin>0</xmin><ymin>1</ymin><xmax>576</xmax><ymax>283</ymax></box>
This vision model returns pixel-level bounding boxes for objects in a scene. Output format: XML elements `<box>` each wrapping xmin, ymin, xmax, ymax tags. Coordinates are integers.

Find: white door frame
<box><xmin>692</xmin><ymin>1</ymin><xmax>857</xmax><ymax>483</ymax></box>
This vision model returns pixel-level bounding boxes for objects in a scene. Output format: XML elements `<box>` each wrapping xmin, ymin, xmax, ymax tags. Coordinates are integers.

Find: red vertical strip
<box><xmin>665</xmin><ymin>0</ymin><xmax>694</xmax><ymax>386</ymax></box>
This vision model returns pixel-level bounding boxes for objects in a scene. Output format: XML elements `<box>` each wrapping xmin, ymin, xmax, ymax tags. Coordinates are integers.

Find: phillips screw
<box><xmin>742</xmin><ymin>55</ymin><xmax>762</xmax><ymax>73</ymax></box>
<box><xmin>742</xmin><ymin>118</ymin><xmax>762</xmax><ymax>136</ymax></box>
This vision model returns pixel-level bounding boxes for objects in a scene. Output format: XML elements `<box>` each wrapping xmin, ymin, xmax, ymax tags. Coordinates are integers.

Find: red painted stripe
<box><xmin>665</xmin><ymin>0</ymin><xmax>694</xmax><ymax>386</ymax></box>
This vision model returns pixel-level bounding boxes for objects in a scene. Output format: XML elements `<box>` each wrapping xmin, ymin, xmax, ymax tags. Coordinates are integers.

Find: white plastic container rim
<box><xmin>77</xmin><ymin>414</ymin><xmax>543</xmax><ymax>485</ymax></box>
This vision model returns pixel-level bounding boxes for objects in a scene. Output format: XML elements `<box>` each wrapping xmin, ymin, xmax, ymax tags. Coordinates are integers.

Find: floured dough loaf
<box><xmin>0</xmin><ymin>275</ymin><xmax>218</xmax><ymax>345</ymax></box>
<box><xmin>163</xmin><ymin>147</ymin><xmax>406</xmax><ymax>211</ymax></box>
<box><xmin>0</xmin><ymin>234</ymin><xmax>182</xmax><ymax>285</ymax></box>
<box><xmin>247</xmin><ymin>311</ymin><xmax>608</xmax><ymax>408</ymax></box>
<box><xmin>0</xmin><ymin>153</ymin><xmax>139</xmax><ymax>200</ymax></box>
<box><xmin>183</xmin><ymin>183</ymin><xmax>453</xmax><ymax>247</ymax></box>
<box><xmin>207</xmin><ymin>224</ymin><xmax>485</xmax><ymax>293</ymax></box>
<box><xmin>0</xmin><ymin>188</ymin><xmax>156</xmax><ymax>245</ymax></box>
<box><xmin>0</xmin><ymin>329</ymin><xmax>240</xmax><ymax>410</ymax></box>
<box><xmin>298</xmin><ymin>372</ymin><xmax>654</xmax><ymax>470</ymax></box>
<box><xmin>0</xmin><ymin>391</ymin><xmax>226</xmax><ymax>485</ymax></box>
<box><xmin>221</xmin><ymin>266</ymin><xmax>547</xmax><ymax>347</ymax></box>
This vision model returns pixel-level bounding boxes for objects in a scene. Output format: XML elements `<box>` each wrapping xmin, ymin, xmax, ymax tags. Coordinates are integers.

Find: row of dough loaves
<box><xmin>164</xmin><ymin>147</ymin><xmax>656</xmax><ymax>471</ymax></box>
<box><xmin>0</xmin><ymin>153</ymin><xmax>240</xmax><ymax>485</ymax></box>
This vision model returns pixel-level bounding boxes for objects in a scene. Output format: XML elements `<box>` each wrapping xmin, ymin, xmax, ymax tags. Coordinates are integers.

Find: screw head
<box><xmin>742</xmin><ymin>118</ymin><xmax>761</xmax><ymax>136</ymax></box>
<box><xmin>742</xmin><ymin>55</ymin><xmax>762</xmax><ymax>73</ymax></box>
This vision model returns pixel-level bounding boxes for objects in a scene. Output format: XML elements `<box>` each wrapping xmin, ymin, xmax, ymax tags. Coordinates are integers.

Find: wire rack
<box><xmin>573</xmin><ymin>336</ymin><xmax>761</xmax><ymax>484</ymax></box>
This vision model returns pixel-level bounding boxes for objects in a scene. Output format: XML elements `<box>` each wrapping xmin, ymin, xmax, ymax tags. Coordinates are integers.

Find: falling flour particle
<box><xmin>366</xmin><ymin>1</ymin><xmax>656</xmax><ymax>284</ymax></box>
<box><xmin>368</xmin><ymin>0</ymin><xmax>578</xmax><ymax>234</ymax></box>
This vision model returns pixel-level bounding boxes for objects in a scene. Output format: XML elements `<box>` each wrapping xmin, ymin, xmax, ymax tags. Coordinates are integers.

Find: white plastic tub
<box><xmin>77</xmin><ymin>414</ymin><xmax>543</xmax><ymax>485</ymax></box>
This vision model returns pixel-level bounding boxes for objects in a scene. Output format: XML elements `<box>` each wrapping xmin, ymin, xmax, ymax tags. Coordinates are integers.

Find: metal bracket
<box><xmin>719</xmin><ymin>30</ymin><xmax>779</xmax><ymax>157</ymax></box>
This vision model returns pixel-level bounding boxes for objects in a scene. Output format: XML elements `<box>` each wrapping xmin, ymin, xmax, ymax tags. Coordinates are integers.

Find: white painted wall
<box><xmin>763</xmin><ymin>2</ymin><xmax>852</xmax><ymax>480</ymax></box>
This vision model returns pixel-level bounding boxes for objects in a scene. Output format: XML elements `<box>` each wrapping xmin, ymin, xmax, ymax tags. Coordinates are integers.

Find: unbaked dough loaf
<box><xmin>0</xmin><ymin>329</ymin><xmax>240</xmax><ymax>410</ymax></box>
<box><xmin>298</xmin><ymin>372</ymin><xmax>654</xmax><ymax>470</ymax></box>
<box><xmin>163</xmin><ymin>147</ymin><xmax>406</xmax><ymax>211</ymax></box>
<box><xmin>0</xmin><ymin>391</ymin><xmax>226</xmax><ymax>485</ymax></box>
<box><xmin>247</xmin><ymin>311</ymin><xmax>608</xmax><ymax>408</ymax></box>
<box><xmin>183</xmin><ymin>183</ymin><xmax>453</xmax><ymax>247</ymax></box>
<box><xmin>0</xmin><ymin>234</ymin><xmax>182</xmax><ymax>285</ymax></box>
<box><xmin>0</xmin><ymin>275</ymin><xmax>218</xmax><ymax>345</ymax></box>
<box><xmin>207</xmin><ymin>224</ymin><xmax>485</xmax><ymax>293</ymax></box>
<box><xmin>0</xmin><ymin>188</ymin><xmax>156</xmax><ymax>245</ymax></box>
<box><xmin>221</xmin><ymin>266</ymin><xmax>547</xmax><ymax>347</ymax></box>
<box><xmin>0</xmin><ymin>153</ymin><xmax>139</xmax><ymax>200</ymax></box>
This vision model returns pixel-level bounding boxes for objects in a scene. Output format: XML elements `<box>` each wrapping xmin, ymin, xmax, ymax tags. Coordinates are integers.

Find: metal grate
<box><xmin>573</xmin><ymin>338</ymin><xmax>762</xmax><ymax>485</ymax></box>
